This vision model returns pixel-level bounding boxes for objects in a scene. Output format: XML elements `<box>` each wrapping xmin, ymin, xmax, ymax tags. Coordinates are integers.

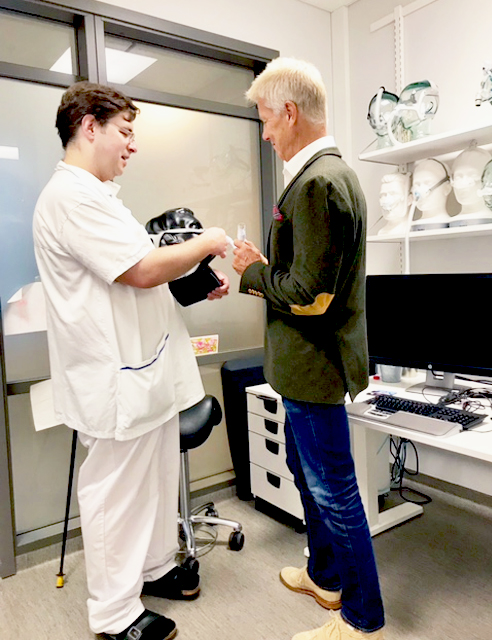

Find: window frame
<box><xmin>0</xmin><ymin>0</ymin><xmax>279</xmax><ymax>573</ymax></box>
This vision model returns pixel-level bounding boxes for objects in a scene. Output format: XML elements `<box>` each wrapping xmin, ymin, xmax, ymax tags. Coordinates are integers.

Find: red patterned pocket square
<box><xmin>273</xmin><ymin>205</ymin><xmax>284</xmax><ymax>221</ymax></box>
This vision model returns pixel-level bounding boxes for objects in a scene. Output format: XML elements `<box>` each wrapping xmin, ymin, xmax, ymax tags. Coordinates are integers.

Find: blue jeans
<box><xmin>283</xmin><ymin>398</ymin><xmax>385</xmax><ymax>633</ymax></box>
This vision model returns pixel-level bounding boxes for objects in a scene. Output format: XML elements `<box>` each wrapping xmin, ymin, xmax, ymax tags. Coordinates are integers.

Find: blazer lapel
<box><xmin>278</xmin><ymin>147</ymin><xmax>342</xmax><ymax>207</ymax></box>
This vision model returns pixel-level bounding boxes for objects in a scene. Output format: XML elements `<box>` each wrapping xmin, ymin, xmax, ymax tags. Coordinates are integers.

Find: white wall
<box><xmin>342</xmin><ymin>0</ymin><xmax>492</xmax><ymax>496</ymax></box>
<box><xmin>100</xmin><ymin>0</ymin><xmax>334</xmax><ymax>125</ymax></box>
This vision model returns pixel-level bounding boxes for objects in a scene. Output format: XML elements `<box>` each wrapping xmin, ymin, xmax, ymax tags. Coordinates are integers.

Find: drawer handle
<box><xmin>266</xmin><ymin>472</ymin><xmax>281</xmax><ymax>489</ymax></box>
<box><xmin>257</xmin><ymin>395</ymin><xmax>278</xmax><ymax>414</ymax></box>
<box><xmin>265</xmin><ymin>439</ymin><xmax>279</xmax><ymax>455</ymax></box>
<box><xmin>264</xmin><ymin>419</ymin><xmax>279</xmax><ymax>435</ymax></box>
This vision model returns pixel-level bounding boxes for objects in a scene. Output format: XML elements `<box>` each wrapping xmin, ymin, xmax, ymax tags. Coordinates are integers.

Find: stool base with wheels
<box><xmin>178</xmin><ymin>395</ymin><xmax>245</xmax><ymax>564</ymax></box>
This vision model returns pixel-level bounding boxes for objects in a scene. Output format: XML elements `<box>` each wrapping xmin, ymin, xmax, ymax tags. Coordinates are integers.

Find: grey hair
<box><xmin>246</xmin><ymin>57</ymin><xmax>328</xmax><ymax>126</ymax></box>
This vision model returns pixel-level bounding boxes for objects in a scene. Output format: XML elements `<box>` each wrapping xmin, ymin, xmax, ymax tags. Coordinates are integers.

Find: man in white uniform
<box><xmin>33</xmin><ymin>82</ymin><xmax>229</xmax><ymax>640</ymax></box>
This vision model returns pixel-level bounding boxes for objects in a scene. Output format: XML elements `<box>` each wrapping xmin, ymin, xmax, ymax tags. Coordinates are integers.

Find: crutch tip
<box><xmin>56</xmin><ymin>574</ymin><xmax>65</xmax><ymax>588</ymax></box>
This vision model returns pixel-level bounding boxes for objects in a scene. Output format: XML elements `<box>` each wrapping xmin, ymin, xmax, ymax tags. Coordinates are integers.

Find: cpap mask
<box><xmin>478</xmin><ymin>160</ymin><xmax>492</xmax><ymax>209</ymax></box>
<box><xmin>387</xmin><ymin>80</ymin><xmax>439</xmax><ymax>145</ymax></box>
<box><xmin>367</xmin><ymin>87</ymin><xmax>399</xmax><ymax>148</ymax></box>
<box><xmin>379</xmin><ymin>192</ymin><xmax>404</xmax><ymax>212</ymax></box>
<box><xmin>411</xmin><ymin>159</ymin><xmax>450</xmax><ymax>204</ymax></box>
<box><xmin>475</xmin><ymin>62</ymin><xmax>492</xmax><ymax>106</ymax></box>
<box><xmin>451</xmin><ymin>175</ymin><xmax>481</xmax><ymax>190</ymax></box>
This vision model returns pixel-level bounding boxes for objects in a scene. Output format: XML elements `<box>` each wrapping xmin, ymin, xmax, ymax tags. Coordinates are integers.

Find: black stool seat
<box><xmin>180</xmin><ymin>396</ymin><xmax>222</xmax><ymax>451</ymax></box>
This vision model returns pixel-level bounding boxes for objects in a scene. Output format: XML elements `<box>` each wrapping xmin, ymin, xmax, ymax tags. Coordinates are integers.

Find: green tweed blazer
<box><xmin>240</xmin><ymin>147</ymin><xmax>368</xmax><ymax>404</ymax></box>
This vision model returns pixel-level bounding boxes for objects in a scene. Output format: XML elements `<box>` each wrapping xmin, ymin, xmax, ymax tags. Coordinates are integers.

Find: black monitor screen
<box><xmin>366</xmin><ymin>273</ymin><xmax>492</xmax><ymax>379</ymax></box>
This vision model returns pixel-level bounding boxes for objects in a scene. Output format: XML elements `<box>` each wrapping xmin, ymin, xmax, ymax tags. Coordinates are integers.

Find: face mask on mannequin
<box><xmin>412</xmin><ymin>174</ymin><xmax>449</xmax><ymax>204</ymax></box>
<box><xmin>386</xmin><ymin>80</ymin><xmax>439</xmax><ymax>145</ymax></box>
<box><xmin>451</xmin><ymin>175</ymin><xmax>480</xmax><ymax>189</ymax></box>
<box><xmin>378</xmin><ymin>173</ymin><xmax>411</xmax><ymax>236</ymax></box>
<box><xmin>478</xmin><ymin>160</ymin><xmax>492</xmax><ymax>210</ymax></box>
<box><xmin>475</xmin><ymin>62</ymin><xmax>492</xmax><ymax>107</ymax></box>
<box><xmin>398</xmin><ymin>80</ymin><xmax>439</xmax><ymax>130</ymax></box>
<box><xmin>367</xmin><ymin>87</ymin><xmax>399</xmax><ymax>148</ymax></box>
<box><xmin>379</xmin><ymin>192</ymin><xmax>404</xmax><ymax>212</ymax></box>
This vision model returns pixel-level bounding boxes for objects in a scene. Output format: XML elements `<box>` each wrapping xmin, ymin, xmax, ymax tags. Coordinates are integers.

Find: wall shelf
<box><xmin>368</xmin><ymin>223</ymin><xmax>492</xmax><ymax>243</ymax></box>
<box><xmin>359</xmin><ymin>123</ymin><xmax>492</xmax><ymax>166</ymax></box>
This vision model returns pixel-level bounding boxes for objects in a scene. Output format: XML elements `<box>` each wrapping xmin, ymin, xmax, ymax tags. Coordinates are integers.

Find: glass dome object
<box><xmin>387</xmin><ymin>80</ymin><xmax>439</xmax><ymax>145</ymax></box>
<box><xmin>475</xmin><ymin>62</ymin><xmax>492</xmax><ymax>107</ymax></box>
<box><xmin>367</xmin><ymin>86</ymin><xmax>399</xmax><ymax>149</ymax></box>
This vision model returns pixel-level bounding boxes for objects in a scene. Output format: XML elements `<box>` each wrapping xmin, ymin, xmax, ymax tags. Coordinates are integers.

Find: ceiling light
<box><xmin>105</xmin><ymin>48</ymin><xmax>157</xmax><ymax>84</ymax></box>
<box><xmin>50</xmin><ymin>47</ymin><xmax>157</xmax><ymax>84</ymax></box>
<box><xmin>0</xmin><ymin>146</ymin><xmax>19</xmax><ymax>160</ymax></box>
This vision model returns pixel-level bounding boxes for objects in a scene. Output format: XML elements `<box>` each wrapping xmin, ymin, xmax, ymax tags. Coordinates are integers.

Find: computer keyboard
<box><xmin>347</xmin><ymin>394</ymin><xmax>487</xmax><ymax>436</ymax></box>
<box><xmin>372</xmin><ymin>394</ymin><xmax>485</xmax><ymax>429</ymax></box>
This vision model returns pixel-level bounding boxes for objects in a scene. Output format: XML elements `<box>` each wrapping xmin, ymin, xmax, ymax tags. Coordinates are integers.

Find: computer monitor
<box><xmin>365</xmin><ymin>273</ymin><xmax>492</xmax><ymax>393</ymax></box>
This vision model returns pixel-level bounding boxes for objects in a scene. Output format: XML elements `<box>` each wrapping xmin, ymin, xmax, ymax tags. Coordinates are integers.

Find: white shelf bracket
<box><xmin>394</xmin><ymin>5</ymin><xmax>405</xmax><ymax>95</ymax></box>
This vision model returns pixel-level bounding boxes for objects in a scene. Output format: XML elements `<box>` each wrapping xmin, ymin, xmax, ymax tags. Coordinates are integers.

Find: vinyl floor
<box><xmin>1</xmin><ymin>480</ymin><xmax>492</xmax><ymax>640</ymax></box>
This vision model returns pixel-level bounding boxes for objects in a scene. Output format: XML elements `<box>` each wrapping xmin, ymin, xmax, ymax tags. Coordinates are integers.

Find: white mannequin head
<box><xmin>412</xmin><ymin>158</ymin><xmax>451</xmax><ymax>220</ymax></box>
<box><xmin>378</xmin><ymin>172</ymin><xmax>411</xmax><ymax>235</ymax></box>
<box><xmin>452</xmin><ymin>144</ymin><xmax>491</xmax><ymax>215</ymax></box>
<box><xmin>480</xmin><ymin>159</ymin><xmax>492</xmax><ymax>210</ymax></box>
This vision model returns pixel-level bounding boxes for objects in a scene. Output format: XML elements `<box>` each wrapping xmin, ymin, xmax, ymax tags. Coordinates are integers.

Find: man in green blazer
<box><xmin>233</xmin><ymin>58</ymin><xmax>385</xmax><ymax>640</ymax></box>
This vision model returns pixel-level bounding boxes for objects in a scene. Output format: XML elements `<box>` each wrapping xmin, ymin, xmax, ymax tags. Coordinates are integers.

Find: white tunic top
<box><xmin>33</xmin><ymin>161</ymin><xmax>204</xmax><ymax>440</ymax></box>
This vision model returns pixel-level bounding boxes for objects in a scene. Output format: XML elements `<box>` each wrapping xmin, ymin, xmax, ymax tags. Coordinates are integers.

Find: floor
<box><xmin>1</xmin><ymin>480</ymin><xmax>492</xmax><ymax>640</ymax></box>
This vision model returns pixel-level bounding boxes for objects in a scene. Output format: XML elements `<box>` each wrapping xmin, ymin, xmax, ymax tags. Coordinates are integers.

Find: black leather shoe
<box><xmin>100</xmin><ymin>609</ymin><xmax>177</xmax><ymax>640</ymax></box>
<box><xmin>142</xmin><ymin>564</ymin><xmax>200</xmax><ymax>600</ymax></box>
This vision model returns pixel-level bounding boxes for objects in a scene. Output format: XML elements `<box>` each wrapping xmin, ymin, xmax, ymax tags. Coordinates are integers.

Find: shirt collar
<box><xmin>57</xmin><ymin>160</ymin><xmax>122</xmax><ymax>197</ymax></box>
<box><xmin>282</xmin><ymin>135</ymin><xmax>336</xmax><ymax>188</ymax></box>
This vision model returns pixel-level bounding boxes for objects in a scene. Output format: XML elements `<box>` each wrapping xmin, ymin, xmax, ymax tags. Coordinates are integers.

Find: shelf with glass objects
<box><xmin>363</xmin><ymin>79</ymin><xmax>492</xmax><ymax>245</ymax></box>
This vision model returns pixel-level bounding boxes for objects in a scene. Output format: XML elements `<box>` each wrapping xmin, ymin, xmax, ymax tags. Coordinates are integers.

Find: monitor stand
<box><xmin>405</xmin><ymin>369</ymin><xmax>468</xmax><ymax>397</ymax></box>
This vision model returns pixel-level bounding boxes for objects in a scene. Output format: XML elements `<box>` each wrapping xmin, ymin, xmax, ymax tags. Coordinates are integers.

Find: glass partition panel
<box><xmin>0</xmin><ymin>9</ymin><xmax>77</xmax><ymax>75</ymax></box>
<box><xmin>0</xmin><ymin>78</ymin><xmax>81</xmax><ymax>535</ymax></box>
<box><xmin>118</xmin><ymin>100</ymin><xmax>264</xmax><ymax>353</ymax></box>
<box><xmin>104</xmin><ymin>35</ymin><xmax>254</xmax><ymax>108</ymax></box>
<box><xmin>0</xmin><ymin>78</ymin><xmax>64</xmax><ymax>309</ymax></box>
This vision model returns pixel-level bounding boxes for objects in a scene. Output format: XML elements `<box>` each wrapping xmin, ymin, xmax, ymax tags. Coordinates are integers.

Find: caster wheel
<box><xmin>228</xmin><ymin>530</ymin><xmax>245</xmax><ymax>551</ymax></box>
<box><xmin>182</xmin><ymin>556</ymin><xmax>200</xmax><ymax>573</ymax></box>
<box><xmin>205</xmin><ymin>506</ymin><xmax>219</xmax><ymax>518</ymax></box>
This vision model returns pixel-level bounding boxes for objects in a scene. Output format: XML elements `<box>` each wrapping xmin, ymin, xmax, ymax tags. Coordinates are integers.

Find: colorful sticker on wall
<box><xmin>190</xmin><ymin>334</ymin><xmax>219</xmax><ymax>356</ymax></box>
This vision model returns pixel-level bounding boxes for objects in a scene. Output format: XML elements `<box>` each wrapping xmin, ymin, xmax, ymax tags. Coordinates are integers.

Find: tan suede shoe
<box><xmin>292</xmin><ymin>611</ymin><xmax>385</xmax><ymax>640</ymax></box>
<box><xmin>280</xmin><ymin>566</ymin><xmax>342</xmax><ymax>610</ymax></box>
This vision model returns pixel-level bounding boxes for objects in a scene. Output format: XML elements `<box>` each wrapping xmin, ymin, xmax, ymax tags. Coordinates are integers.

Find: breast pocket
<box><xmin>117</xmin><ymin>332</ymin><xmax>175</xmax><ymax>433</ymax></box>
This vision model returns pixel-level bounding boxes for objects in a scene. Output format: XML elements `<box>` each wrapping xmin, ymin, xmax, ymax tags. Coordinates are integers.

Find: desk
<box><xmin>350</xmin><ymin>377</ymin><xmax>492</xmax><ymax>536</ymax></box>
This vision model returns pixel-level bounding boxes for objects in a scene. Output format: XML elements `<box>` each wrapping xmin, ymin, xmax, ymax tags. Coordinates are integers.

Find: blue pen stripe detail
<box><xmin>120</xmin><ymin>334</ymin><xmax>169</xmax><ymax>371</ymax></box>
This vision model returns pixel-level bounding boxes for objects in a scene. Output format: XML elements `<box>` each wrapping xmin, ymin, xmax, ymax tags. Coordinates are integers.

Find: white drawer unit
<box><xmin>246</xmin><ymin>383</ymin><xmax>304</xmax><ymax>522</ymax></box>
<box><xmin>250</xmin><ymin>463</ymin><xmax>304</xmax><ymax>521</ymax></box>
<box><xmin>246</xmin><ymin>384</ymin><xmax>286</xmax><ymax>423</ymax></box>
<box><xmin>247</xmin><ymin>411</ymin><xmax>285</xmax><ymax>443</ymax></box>
<box><xmin>249</xmin><ymin>430</ymin><xmax>291</xmax><ymax>479</ymax></box>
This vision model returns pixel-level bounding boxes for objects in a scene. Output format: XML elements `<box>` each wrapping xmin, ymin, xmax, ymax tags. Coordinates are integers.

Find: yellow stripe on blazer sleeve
<box><xmin>290</xmin><ymin>292</ymin><xmax>335</xmax><ymax>316</ymax></box>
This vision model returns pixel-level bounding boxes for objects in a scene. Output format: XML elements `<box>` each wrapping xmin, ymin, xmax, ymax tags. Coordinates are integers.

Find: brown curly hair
<box><xmin>56</xmin><ymin>82</ymin><xmax>139</xmax><ymax>149</ymax></box>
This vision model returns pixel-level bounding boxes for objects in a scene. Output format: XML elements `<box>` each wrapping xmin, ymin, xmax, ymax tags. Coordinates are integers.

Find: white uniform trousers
<box><xmin>77</xmin><ymin>414</ymin><xmax>180</xmax><ymax>635</ymax></box>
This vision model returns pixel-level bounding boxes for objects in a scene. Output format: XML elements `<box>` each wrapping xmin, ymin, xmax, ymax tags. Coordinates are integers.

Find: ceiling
<box><xmin>297</xmin><ymin>0</ymin><xmax>358</xmax><ymax>11</ymax></box>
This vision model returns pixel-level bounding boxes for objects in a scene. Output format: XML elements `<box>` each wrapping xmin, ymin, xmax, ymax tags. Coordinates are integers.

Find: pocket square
<box><xmin>273</xmin><ymin>205</ymin><xmax>284</xmax><ymax>221</ymax></box>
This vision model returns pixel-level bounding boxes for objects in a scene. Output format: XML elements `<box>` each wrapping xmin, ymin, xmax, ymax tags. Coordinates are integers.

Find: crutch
<box><xmin>56</xmin><ymin>429</ymin><xmax>78</xmax><ymax>587</ymax></box>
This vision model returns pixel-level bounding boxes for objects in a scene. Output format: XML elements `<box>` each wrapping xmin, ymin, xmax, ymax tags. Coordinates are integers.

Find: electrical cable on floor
<box><xmin>390</xmin><ymin>437</ymin><xmax>432</xmax><ymax>505</ymax></box>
